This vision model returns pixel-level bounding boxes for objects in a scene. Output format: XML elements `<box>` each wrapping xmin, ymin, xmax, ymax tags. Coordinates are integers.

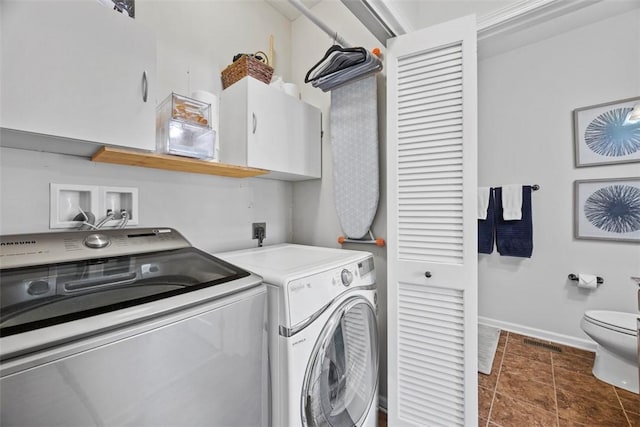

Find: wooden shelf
<box><xmin>91</xmin><ymin>146</ymin><xmax>269</xmax><ymax>178</ymax></box>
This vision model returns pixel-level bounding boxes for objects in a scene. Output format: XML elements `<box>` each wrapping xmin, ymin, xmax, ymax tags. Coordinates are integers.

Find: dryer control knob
<box><xmin>84</xmin><ymin>234</ymin><xmax>110</xmax><ymax>249</ymax></box>
<box><xmin>341</xmin><ymin>269</ymin><xmax>353</xmax><ymax>286</ymax></box>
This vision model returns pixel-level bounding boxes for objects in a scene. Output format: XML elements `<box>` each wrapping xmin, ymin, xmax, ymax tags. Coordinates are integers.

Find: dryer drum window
<box><xmin>302</xmin><ymin>297</ymin><xmax>378</xmax><ymax>427</ymax></box>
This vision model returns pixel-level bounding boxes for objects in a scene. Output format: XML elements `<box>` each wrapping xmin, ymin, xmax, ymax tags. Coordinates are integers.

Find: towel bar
<box><xmin>490</xmin><ymin>184</ymin><xmax>539</xmax><ymax>191</ymax></box>
<box><xmin>568</xmin><ymin>273</ymin><xmax>604</xmax><ymax>285</ymax></box>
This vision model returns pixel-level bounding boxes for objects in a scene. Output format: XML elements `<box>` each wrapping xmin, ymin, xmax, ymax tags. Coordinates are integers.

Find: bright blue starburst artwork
<box><xmin>584</xmin><ymin>184</ymin><xmax>640</xmax><ymax>233</ymax></box>
<box><xmin>584</xmin><ymin>108</ymin><xmax>640</xmax><ymax>157</ymax></box>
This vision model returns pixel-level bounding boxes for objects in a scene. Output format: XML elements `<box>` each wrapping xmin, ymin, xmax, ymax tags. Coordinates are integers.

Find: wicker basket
<box><xmin>221</xmin><ymin>55</ymin><xmax>274</xmax><ymax>89</ymax></box>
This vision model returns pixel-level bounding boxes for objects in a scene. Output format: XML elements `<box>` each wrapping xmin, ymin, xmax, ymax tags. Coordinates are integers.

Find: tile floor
<box><xmin>479</xmin><ymin>331</ymin><xmax>639</xmax><ymax>427</ymax></box>
<box><xmin>378</xmin><ymin>409</ymin><xmax>387</xmax><ymax>427</ymax></box>
<box><xmin>378</xmin><ymin>330</ymin><xmax>639</xmax><ymax>426</ymax></box>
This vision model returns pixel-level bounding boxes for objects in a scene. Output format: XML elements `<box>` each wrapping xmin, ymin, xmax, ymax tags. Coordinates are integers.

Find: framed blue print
<box><xmin>97</xmin><ymin>0</ymin><xmax>135</xmax><ymax>18</ymax></box>
<box><xmin>575</xmin><ymin>178</ymin><xmax>640</xmax><ymax>242</ymax></box>
<box><xmin>573</xmin><ymin>96</ymin><xmax>640</xmax><ymax>167</ymax></box>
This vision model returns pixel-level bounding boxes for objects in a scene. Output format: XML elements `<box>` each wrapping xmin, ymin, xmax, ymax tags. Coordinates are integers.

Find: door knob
<box><xmin>424</xmin><ymin>271</ymin><xmax>432</xmax><ymax>278</ymax></box>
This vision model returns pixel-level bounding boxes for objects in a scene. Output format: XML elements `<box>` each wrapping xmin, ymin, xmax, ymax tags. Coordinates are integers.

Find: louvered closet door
<box><xmin>386</xmin><ymin>15</ymin><xmax>478</xmax><ymax>427</ymax></box>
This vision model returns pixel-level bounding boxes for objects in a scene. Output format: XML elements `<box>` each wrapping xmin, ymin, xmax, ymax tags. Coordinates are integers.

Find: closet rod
<box><xmin>287</xmin><ymin>0</ymin><xmax>351</xmax><ymax>47</ymax></box>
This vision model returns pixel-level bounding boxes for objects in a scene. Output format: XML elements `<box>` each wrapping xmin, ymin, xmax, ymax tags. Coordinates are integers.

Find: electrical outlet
<box><xmin>252</xmin><ymin>222</ymin><xmax>266</xmax><ymax>239</ymax></box>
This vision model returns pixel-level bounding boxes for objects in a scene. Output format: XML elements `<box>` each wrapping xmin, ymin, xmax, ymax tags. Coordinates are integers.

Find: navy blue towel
<box><xmin>478</xmin><ymin>188</ymin><xmax>495</xmax><ymax>254</ymax></box>
<box><xmin>495</xmin><ymin>186</ymin><xmax>533</xmax><ymax>258</ymax></box>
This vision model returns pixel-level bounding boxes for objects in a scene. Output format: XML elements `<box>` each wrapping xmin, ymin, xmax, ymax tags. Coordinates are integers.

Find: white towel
<box><xmin>478</xmin><ymin>187</ymin><xmax>491</xmax><ymax>220</ymax></box>
<box><xmin>502</xmin><ymin>185</ymin><xmax>523</xmax><ymax>220</ymax></box>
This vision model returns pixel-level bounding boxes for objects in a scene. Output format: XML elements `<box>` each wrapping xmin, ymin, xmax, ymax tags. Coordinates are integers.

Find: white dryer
<box><xmin>217</xmin><ymin>244</ymin><xmax>379</xmax><ymax>427</ymax></box>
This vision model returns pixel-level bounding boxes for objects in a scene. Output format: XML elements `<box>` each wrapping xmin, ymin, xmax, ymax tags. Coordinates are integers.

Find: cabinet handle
<box><xmin>252</xmin><ymin>113</ymin><xmax>257</xmax><ymax>134</ymax></box>
<box><xmin>142</xmin><ymin>71</ymin><xmax>148</xmax><ymax>103</ymax></box>
<box><xmin>424</xmin><ymin>271</ymin><xmax>432</xmax><ymax>278</ymax></box>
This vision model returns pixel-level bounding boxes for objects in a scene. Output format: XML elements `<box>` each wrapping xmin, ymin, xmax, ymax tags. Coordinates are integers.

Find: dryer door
<box><xmin>302</xmin><ymin>296</ymin><xmax>378</xmax><ymax>427</ymax></box>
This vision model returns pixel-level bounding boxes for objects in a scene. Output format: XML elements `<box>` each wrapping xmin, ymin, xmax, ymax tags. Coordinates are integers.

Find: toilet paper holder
<box><xmin>568</xmin><ymin>274</ymin><xmax>604</xmax><ymax>285</ymax></box>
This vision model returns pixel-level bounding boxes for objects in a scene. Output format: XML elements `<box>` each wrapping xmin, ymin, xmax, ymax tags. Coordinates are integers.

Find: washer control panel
<box><xmin>0</xmin><ymin>228</ymin><xmax>191</xmax><ymax>269</ymax></box>
<box><xmin>341</xmin><ymin>269</ymin><xmax>353</xmax><ymax>286</ymax></box>
<box><xmin>287</xmin><ymin>255</ymin><xmax>376</xmax><ymax>327</ymax></box>
<box><xmin>357</xmin><ymin>257</ymin><xmax>374</xmax><ymax>276</ymax></box>
<box><xmin>84</xmin><ymin>234</ymin><xmax>111</xmax><ymax>249</ymax></box>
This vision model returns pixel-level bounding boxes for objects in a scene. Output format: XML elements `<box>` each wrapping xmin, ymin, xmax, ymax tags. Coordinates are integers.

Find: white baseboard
<box><xmin>378</xmin><ymin>395</ymin><xmax>387</xmax><ymax>411</ymax></box>
<box><xmin>478</xmin><ymin>316</ymin><xmax>597</xmax><ymax>352</ymax></box>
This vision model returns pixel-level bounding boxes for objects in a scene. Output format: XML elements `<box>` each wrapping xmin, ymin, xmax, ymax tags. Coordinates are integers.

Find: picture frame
<box><xmin>574</xmin><ymin>177</ymin><xmax>640</xmax><ymax>243</ymax></box>
<box><xmin>573</xmin><ymin>96</ymin><xmax>640</xmax><ymax>167</ymax></box>
<box><xmin>96</xmin><ymin>0</ymin><xmax>135</xmax><ymax>18</ymax></box>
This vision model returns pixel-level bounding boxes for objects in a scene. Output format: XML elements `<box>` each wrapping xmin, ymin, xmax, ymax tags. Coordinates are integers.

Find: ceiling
<box><xmin>265</xmin><ymin>0</ymin><xmax>322</xmax><ymax>21</ymax></box>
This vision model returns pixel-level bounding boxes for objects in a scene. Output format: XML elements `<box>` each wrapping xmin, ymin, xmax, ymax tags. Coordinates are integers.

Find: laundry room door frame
<box><xmin>386</xmin><ymin>14</ymin><xmax>478</xmax><ymax>427</ymax></box>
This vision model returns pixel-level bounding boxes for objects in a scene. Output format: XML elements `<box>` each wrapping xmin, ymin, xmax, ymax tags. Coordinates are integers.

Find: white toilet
<box><xmin>580</xmin><ymin>310</ymin><xmax>639</xmax><ymax>393</ymax></box>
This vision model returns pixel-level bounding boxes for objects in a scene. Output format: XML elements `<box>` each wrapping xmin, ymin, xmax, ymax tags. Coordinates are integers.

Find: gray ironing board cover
<box><xmin>330</xmin><ymin>75</ymin><xmax>379</xmax><ymax>239</ymax></box>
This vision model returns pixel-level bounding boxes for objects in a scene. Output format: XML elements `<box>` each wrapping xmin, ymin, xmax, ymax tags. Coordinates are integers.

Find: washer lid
<box><xmin>584</xmin><ymin>310</ymin><xmax>639</xmax><ymax>334</ymax></box>
<box><xmin>0</xmin><ymin>247</ymin><xmax>251</xmax><ymax>338</ymax></box>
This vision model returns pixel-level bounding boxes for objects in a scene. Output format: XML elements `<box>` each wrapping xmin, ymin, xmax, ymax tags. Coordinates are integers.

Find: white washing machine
<box><xmin>217</xmin><ymin>244</ymin><xmax>379</xmax><ymax>427</ymax></box>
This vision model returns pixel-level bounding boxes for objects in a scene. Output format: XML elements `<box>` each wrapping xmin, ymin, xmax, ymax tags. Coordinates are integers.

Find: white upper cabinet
<box><xmin>219</xmin><ymin>77</ymin><xmax>322</xmax><ymax>181</ymax></box>
<box><xmin>1</xmin><ymin>0</ymin><xmax>156</xmax><ymax>151</ymax></box>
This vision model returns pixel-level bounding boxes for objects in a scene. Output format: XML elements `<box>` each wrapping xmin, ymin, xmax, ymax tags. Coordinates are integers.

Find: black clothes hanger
<box><xmin>304</xmin><ymin>45</ymin><xmax>368</xmax><ymax>84</ymax></box>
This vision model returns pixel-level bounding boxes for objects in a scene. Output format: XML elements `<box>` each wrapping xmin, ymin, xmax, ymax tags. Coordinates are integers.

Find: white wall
<box><xmin>289</xmin><ymin>0</ymin><xmax>389</xmax><ymax>404</ymax></box>
<box><xmin>0</xmin><ymin>1</ymin><xmax>294</xmax><ymax>252</ymax></box>
<box><xmin>137</xmin><ymin>0</ymin><xmax>292</xmax><ymax>100</ymax></box>
<box><xmin>0</xmin><ymin>147</ymin><xmax>292</xmax><ymax>252</ymax></box>
<box><xmin>478</xmin><ymin>8</ymin><xmax>640</xmax><ymax>344</ymax></box>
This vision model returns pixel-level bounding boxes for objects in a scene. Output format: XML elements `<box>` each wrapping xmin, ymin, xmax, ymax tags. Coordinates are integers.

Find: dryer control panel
<box><xmin>286</xmin><ymin>255</ymin><xmax>375</xmax><ymax>329</ymax></box>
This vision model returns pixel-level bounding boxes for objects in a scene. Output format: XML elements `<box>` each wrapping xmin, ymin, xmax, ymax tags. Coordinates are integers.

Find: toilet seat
<box><xmin>584</xmin><ymin>310</ymin><xmax>638</xmax><ymax>337</ymax></box>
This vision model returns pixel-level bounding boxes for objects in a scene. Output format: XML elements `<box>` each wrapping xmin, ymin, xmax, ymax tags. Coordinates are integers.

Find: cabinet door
<box><xmin>246</xmin><ymin>79</ymin><xmax>321</xmax><ymax>179</ymax></box>
<box><xmin>1</xmin><ymin>0</ymin><xmax>156</xmax><ymax>151</ymax></box>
